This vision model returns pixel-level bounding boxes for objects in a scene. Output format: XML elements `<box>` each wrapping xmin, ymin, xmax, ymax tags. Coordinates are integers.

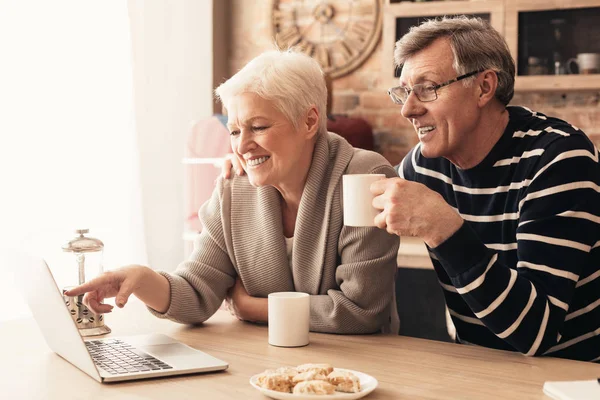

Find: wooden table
<box><xmin>1</xmin><ymin>300</ymin><xmax>598</xmax><ymax>400</ymax></box>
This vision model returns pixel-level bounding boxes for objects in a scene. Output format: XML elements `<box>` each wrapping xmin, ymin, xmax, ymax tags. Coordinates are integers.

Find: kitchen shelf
<box><xmin>507</xmin><ymin>0</ymin><xmax>600</xmax><ymax>90</ymax></box>
<box><xmin>515</xmin><ymin>74</ymin><xmax>600</xmax><ymax>91</ymax></box>
<box><xmin>382</xmin><ymin>0</ymin><xmax>600</xmax><ymax>91</ymax></box>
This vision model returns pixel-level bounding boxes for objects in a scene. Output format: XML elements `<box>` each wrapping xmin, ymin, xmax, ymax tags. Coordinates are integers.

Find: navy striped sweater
<box><xmin>398</xmin><ymin>106</ymin><xmax>600</xmax><ymax>362</ymax></box>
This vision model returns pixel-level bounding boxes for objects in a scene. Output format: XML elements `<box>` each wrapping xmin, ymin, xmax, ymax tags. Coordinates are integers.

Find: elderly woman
<box><xmin>66</xmin><ymin>49</ymin><xmax>399</xmax><ymax>334</ymax></box>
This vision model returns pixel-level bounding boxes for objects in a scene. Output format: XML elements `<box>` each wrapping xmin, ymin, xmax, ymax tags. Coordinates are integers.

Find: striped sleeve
<box><xmin>431</xmin><ymin>135</ymin><xmax>600</xmax><ymax>356</ymax></box>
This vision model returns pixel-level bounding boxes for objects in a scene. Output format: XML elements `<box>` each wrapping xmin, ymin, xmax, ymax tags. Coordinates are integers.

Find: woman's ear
<box><xmin>305</xmin><ymin>106</ymin><xmax>319</xmax><ymax>139</ymax></box>
<box><xmin>477</xmin><ymin>70</ymin><xmax>498</xmax><ymax>107</ymax></box>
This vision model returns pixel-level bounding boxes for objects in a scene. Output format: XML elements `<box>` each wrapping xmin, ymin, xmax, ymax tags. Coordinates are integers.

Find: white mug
<box><xmin>268</xmin><ymin>292</ymin><xmax>309</xmax><ymax>347</ymax></box>
<box><xmin>567</xmin><ymin>53</ymin><xmax>600</xmax><ymax>75</ymax></box>
<box><xmin>342</xmin><ymin>174</ymin><xmax>386</xmax><ymax>227</ymax></box>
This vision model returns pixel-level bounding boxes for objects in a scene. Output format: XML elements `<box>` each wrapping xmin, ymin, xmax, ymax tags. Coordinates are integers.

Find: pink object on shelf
<box><xmin>326</xmin><ymin>115</ymin><xmax>374</xmax><ymax>151</ymax></box>
<box><xmin>184</xmin><ymin>116</ymin><xmax>231</xmax><ymax>235</ymax></box>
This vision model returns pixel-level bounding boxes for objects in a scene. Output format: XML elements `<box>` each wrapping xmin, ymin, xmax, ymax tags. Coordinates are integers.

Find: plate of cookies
<box><xmin>250</xmin><ymin>363</ymin><xmax>378</xmax><ymax>399</ymax></box>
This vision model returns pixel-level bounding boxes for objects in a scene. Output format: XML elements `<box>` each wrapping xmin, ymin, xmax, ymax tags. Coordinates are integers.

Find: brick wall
<box><xmin>229</xmin><ymin>0</ymin><xmax>600</xmax><ymax>166</ymax></box>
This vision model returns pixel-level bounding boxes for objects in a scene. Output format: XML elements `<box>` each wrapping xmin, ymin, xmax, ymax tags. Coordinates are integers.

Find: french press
<box><xmin>62</xmin><ymin>229</ymin><xmax>111</xmax><ymax>336</ymax></box>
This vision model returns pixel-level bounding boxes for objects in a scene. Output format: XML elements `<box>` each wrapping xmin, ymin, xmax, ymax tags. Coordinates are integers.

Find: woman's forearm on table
<box><xmin>134</xmin><ymin>267</ymin><xmax>171</xmax><ymax>313</ymax></box>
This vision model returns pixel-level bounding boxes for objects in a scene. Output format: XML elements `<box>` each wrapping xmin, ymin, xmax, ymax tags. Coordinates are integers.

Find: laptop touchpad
<box><xmin>141</xmin><ymin>343</ymin><xmax>226</xmax><ymax>370</ymax></box>
<box><xmin>142</xmin><ymin>343</ymin><xmax>198</xmax><ymax>358</ymax></box>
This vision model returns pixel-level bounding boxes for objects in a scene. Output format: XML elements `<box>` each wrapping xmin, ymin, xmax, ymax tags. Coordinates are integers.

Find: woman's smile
<box><xmin>246</xmin><ymin>156</ymin><xmax>270</xmax><ymax>168</ymax></box>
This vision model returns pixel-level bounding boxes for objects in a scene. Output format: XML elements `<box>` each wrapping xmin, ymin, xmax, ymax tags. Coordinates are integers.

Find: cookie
<box><xmin>256</xmin><ymin>371</ymin><xmax>293</xmax><ymax>393</ymax></box>
<box><xmin>328</xmin><ymin>370</ymin><xmax>361</xmax><ymax>393</ymax></box>
<box><xmin>296</xmin><ymin>363</ymin><xmax>334</xmax><ymax>375</ymax></box>
<box><xmin>292</xmin><ymin>379</ymin><xmax>336</xmax><ymax>395</ymax></box>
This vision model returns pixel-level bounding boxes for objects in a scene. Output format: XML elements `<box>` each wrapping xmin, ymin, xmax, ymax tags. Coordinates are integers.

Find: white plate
<box><xmin>249</xmin><ymin>368</ymin><xmax>378</xmax><ymax>400</ymax></box>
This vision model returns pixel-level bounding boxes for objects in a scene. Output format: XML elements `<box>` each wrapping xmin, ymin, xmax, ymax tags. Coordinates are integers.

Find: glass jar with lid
<box><xmin>527</xmin><ymin>57</ymin><xmax>549</xmax><ymax>76</ymax></box>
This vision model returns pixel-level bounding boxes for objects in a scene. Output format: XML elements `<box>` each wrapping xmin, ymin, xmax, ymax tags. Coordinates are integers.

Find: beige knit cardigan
<box><xmin>150</xmin><ymin>132</ymin><xmax>400</xmax><ymax>334</ymax></box>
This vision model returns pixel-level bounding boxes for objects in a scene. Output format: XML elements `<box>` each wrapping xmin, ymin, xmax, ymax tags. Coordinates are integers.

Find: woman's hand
<box><xmin>64</xmin><ymin>265</ymin><xmax>170</xmax><ymax>314</ymax></box>
<box><xmin>221</xmin><ymin>153</ymin><xmax>245</xmax><ymax>179</ymax></box>
<box><xmin>225</xmin><ymin>278</ymin><xmax>249</xmax><ymax>320</ymax></box>
<box><xmin>225</xmin><ymin>278</ymin><xmax>267</xmax><ymax>322</ymax></box>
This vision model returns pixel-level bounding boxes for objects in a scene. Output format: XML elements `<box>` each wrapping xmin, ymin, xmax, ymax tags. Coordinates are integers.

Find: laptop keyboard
<box><xmin>85</xmin><ymin>338</ymin><xmax>173</xmax><ymax>375</ymax></box>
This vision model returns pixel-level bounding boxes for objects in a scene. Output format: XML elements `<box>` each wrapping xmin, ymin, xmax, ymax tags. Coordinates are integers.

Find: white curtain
<box><xmin>0</xmin><ymin>2</ymin><xmax>147</xmax><ymax>320</ymax></box>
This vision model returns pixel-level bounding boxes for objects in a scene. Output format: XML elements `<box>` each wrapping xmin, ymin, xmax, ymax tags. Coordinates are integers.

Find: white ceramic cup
<box><xmin>268</xmin><ymin>292</ymin><xmax>310</xmax><ymax>347</ymax></box>
<box><xmin>342</xmin><ymin>174</ymin><xmax>386</xmax><ymax>227</ymax></box>
<box><xmin>567</xmin><ymin>53</ymin><xmax>600</xmax><ymax>75</ymax></box>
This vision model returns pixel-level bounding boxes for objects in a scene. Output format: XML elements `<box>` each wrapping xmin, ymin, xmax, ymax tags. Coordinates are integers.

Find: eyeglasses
<box><xmin>387</xmin><ymin>70</ymin><xmax>483</xmax><ymax>105</ymax></box>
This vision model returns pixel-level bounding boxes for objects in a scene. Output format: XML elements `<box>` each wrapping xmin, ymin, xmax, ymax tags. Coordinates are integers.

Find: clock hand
<box><xmin>300</xmin><ymin>19</ymin><xmax>318</xmax><ymax>37</ymax></box>
<box><xmin>325</xmin><ymin>20</ymin><xmax>345</xmax><ymax>37</ymax></box>
<box><xmin>320</xmin><ymin>18</ymin><xmax>324</xmax><ymax>44</ymax></box>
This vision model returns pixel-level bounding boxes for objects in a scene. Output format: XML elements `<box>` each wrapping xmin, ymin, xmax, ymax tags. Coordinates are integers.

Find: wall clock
<box><xmin>272</xmin><ymin>0</ymin><xmax>383</xmax><ymax>79</ymax></box>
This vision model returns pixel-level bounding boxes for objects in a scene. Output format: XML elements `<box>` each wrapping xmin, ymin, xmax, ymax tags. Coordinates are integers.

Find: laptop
<box><xmin>15</xmin><ymin>253</ymin><xmax>229</xmax><ymax>383</ymax></box>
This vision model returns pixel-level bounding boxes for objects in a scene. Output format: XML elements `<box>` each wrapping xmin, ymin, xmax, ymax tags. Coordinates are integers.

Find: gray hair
<box><xmin>215</xmin><ymin>49</ymin><xmax>327</xmax><ymax>135</ymax></box>
<box><xmin>394</xmin><ymin>16</ymin><xmax>515</xmax><ymax>106</ymax></box>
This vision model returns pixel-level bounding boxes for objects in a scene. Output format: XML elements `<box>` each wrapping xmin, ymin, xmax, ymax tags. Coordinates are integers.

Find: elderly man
<box><xmin>372</xmin><ymin>16</ymin><xmax>600</xmax><ymax>362</ymax></box>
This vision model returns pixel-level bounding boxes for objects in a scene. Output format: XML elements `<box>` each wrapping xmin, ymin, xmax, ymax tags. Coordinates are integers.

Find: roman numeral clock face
<box><xmin>272</xmin><ymin>0</ymin><xmax>382</xmax><ymax>79</ymax></box>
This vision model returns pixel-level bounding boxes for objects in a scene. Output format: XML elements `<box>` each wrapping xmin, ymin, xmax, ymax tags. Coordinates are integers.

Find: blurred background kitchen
<box><xmin>1</xmin><ymin>1</ymin><xmax>599</xmax><ymax>341</ymax></box>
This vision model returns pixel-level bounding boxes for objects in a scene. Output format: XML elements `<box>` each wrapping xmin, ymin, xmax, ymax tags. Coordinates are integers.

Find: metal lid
<box><xmin>62</xmin><ymin>229</ymin><xmax>104</xmax><ymax>253</ymax></box>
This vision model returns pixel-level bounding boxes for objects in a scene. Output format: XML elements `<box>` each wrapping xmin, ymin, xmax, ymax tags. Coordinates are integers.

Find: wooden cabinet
<box><xmin>506</xmin><ymin>0</ymin><xmax>600</xmax><ymax>91</ymax></box>
<box><xmin>382</xmin><ymin>0</ymin><xmax>600</xmax><ymax>91</ymax></box>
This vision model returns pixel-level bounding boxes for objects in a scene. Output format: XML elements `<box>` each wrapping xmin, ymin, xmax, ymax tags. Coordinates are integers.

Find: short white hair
<box><xmin>215</xmin><ymin>49</ymin><xmax>327</xmax><ymax>135</ymax></box>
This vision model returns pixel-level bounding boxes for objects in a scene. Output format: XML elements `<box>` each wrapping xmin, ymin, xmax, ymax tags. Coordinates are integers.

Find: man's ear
<box><xmin>477</xmin><ymin>70</ymin><xmax>498</xmax><ymax>107</ymax></box>
<box><xmin>304</xmin><ymin>106</ymin><xmax>319</xmax><ymax>139</ymax></box>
